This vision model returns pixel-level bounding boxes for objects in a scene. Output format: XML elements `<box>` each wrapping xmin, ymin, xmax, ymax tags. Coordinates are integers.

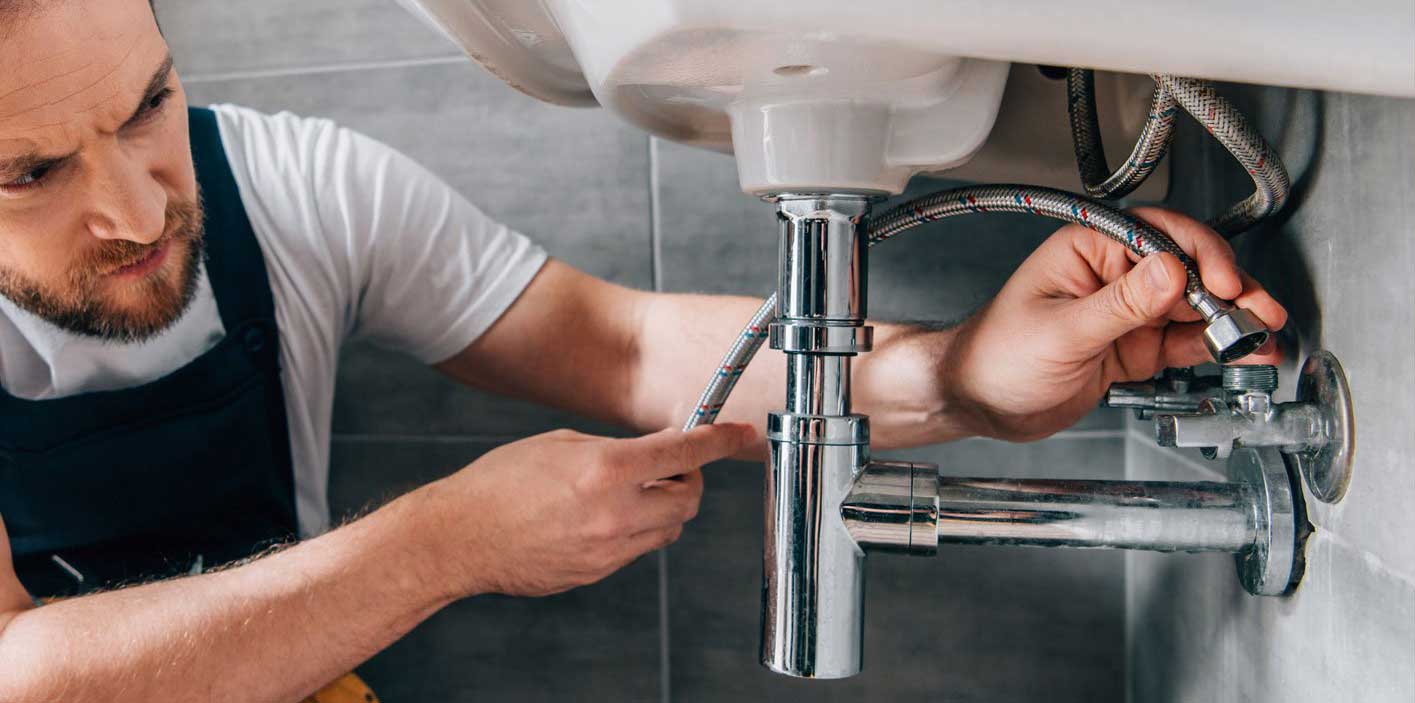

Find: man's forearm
<box><xmin>630</xmin><ymin>293</ymin><xmax>977</xmax><ymax>448</ymax></box>
<box><xmin>0</xmin><ymin>492</ymin><xmax>453</xmax><ymax>703</ymax></box>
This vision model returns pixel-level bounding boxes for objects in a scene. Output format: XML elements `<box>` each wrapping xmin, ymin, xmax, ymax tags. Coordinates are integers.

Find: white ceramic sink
<box><xmin>400</xmin><ymin>0</ymin><xmax>1415</xmax><ymax>195</ymax></box>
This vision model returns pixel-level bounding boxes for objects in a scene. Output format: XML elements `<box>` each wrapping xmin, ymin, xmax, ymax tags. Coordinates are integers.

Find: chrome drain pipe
<box><xmin>761</xmin><ymin>194</ymin><xmax>873</xmax><ymax>679</ymax></box>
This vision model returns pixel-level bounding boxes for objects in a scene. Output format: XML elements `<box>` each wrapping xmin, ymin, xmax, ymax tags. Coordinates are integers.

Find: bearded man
<box><xmin>0</xmin><ymin>1</ymin><xmax>1285</xmax><ymax>701</ymax></box>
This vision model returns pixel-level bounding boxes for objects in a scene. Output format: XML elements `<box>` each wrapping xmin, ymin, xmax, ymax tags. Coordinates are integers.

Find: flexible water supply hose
<box><xmin>1066</xmin><ymin>71</ymin><xmax>1291</xmax><ymax>236</ymax></box>
<box><xmin>1067</xmin><ymin>69</ymin><xmax>1178</xmax><ymax>200</ymax></box>
<box><xmin>683</xmin><ymin>184</ymin><xmax>1255</xmax><ymax>430</ymax></box>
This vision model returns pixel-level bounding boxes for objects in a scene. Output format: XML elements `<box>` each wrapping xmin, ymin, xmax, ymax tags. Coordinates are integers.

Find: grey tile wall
<box><xmin>1126</xmin><ymin>87</ymin><xmax>1415</xmax><ymax>701</ymax></box>
<box><xmin>169</xmin><ymin>2</ymin><xmax>1131</xmax><ymax>701</ymax></box>
<box><xmin>158</xmin><ymin>0</ymin><xmax>462</xmax><ymax>78</ymax></box>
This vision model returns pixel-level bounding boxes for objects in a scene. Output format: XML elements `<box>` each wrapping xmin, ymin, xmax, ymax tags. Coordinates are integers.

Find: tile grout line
<box><xmin>180</xmin><ymin>54</ymin><xmax>469</xmax><ymax>85</ymax></box>
<box><xmin>649</xmin><ymin>137</ymin><xmax>665</xmax><ymax>294</ymax></box>
<box><xmin>331</xmin><ymin>432</ymin><xmax>522</xmax><ymax>444</ymax></box>
<box><xmin>648</xmin><ymin>135</ymin><xmax>671</xmax><ymax>703</ymax></box>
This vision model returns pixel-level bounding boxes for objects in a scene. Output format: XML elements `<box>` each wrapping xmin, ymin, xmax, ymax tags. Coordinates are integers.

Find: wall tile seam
<box><xmin>180</xmin><ymin>54</ymin><xmax>470</xmax><ymax>85</ymax></box>
<box><xmin>1123</xmin><ymin>551</ymin><xmax>1136</xmax><ymax>703</ymax></box>
<box><xmin>648</xmin><ymin>135</ymin><xmax>672</xmax><ymax>703</ymax></box>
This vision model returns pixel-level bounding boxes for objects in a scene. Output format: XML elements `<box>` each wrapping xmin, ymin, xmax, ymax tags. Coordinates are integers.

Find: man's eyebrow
<box><xmin>0</xmin><ymin>152</ymin><xmax>69</xmax><ymax>181</ymax></box>
<box><xmin>120</xmin><ymin>53</ymin><xmax>175</xmax><ymax>128</ymax></box>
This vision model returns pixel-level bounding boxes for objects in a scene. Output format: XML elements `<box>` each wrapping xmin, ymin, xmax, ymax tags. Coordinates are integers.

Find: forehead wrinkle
<box><xmin>10</xmin><ymin>42</ymin><xmax>89</xmax><ymax>73</ymax></box>
<box><xmin>0</xmin><ymin>41</ymin><xmax>138</xmax><ymax>122</ymax></box>
<box><xmin>0</xmin><ymin>54</ymin><xmax>99</xmax><ymax>105</ymax></box>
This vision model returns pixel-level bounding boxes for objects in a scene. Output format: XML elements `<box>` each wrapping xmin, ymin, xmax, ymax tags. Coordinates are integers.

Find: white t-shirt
<box><xmin>0</xmin><ymin>104</ymin><xmax>548</xmax><ymax>537</ymax></box>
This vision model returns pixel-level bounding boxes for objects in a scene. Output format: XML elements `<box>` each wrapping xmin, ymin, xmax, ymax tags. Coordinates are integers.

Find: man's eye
<box><xmin>1</xmin><ymin>165</ymin><xmax>51</xmax><ymax>190</ymax></box>
<box><xmin>138</xmin><ymin>88</ymin><xmax>173</xmax><ymax>119</ymax></box>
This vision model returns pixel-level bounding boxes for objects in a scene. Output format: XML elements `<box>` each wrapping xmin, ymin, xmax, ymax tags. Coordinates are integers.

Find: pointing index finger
<box><xmin>612</xmin><ymin>423</ymin><xmax>758</xmax><ymax>483</ymax></box>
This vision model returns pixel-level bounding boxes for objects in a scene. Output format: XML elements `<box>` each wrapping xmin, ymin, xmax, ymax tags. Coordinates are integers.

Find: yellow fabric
<box><xmin>303</xmin><ymin>672</ymin><xmax>379</xmax><ymax>703</ymax></box>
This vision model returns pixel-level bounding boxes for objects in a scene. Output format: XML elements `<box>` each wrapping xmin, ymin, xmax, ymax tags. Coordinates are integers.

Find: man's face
<box><xmin>0</xmin><ymin>0</ymin><xmax>201</xmax><ymax>342</ymax></box>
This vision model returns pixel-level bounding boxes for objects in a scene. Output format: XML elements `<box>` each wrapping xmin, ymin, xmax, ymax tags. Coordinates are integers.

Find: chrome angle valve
<box><xmin>1107</xmin><ymin>351</ymin><xmax>1355</xmax><ymax>504</ymax></box>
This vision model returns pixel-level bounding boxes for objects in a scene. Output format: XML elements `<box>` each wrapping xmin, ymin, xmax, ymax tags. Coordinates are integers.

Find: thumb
<box><xmin>1066</xmin><ymin>252</ymin><xmax>1186</xmax><ymax>355</ymax></box>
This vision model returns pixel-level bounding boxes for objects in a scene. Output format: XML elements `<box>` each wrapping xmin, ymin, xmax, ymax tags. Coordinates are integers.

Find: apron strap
<box><xmin>187</xmin><ymin>107</ymin><xmax>280</xmax><ymax>334</ymax></box>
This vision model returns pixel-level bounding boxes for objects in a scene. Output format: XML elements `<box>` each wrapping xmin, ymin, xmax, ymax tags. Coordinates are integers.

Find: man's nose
<box><xmin>82</xmin><ymin>143</ymin><xmax>167</xmax><ymax>245</ymax></box>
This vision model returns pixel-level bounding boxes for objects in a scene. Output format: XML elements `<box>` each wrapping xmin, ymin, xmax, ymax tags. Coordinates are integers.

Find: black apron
<box><xmin>0</xmin><ymin>107</ymin><xmax>300</xmax><ymax>599</ymax></box>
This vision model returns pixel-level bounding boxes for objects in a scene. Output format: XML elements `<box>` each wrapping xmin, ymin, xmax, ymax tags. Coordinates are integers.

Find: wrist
<box><xmin>366</xmin><ymin>483</ymin><xmax>477</xmax><ymax>608</ymax></box>
<box><xmin>853</xmin><ymin>322</ymin><xmax>979</xmax><ymax>448</ymax></box>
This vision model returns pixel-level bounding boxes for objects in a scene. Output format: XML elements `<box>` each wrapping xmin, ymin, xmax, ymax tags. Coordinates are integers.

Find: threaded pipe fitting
<box><xmin>1223</xmin><ymin>365</ymin><xmax>1279</xmax><ymax>394</ymax></box>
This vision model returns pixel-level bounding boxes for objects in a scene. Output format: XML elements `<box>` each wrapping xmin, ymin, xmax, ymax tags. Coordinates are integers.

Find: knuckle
<box><xmin>590</xmin><ymin>449</ymin><xmax>625</xmax><ymax>484</ymax></box>
<box><xmin>573</xmin><ymin>466</ymin><xmax>607</xmax><ymax>496</ymax></box>
<box><xmin>587</xmin><ymin>513</ymin><xmax>626</xmax><ymax>541</ymax></box>
<box><xmin>588</xmin><ymin>514</ymin><xmax>622</xmax><ymax>543</ymax></box>
<box><xmin>544</xmin><ymin>428</ymin><xmax>581</xmax><ymax>441</ymax></box>
<box><xmin>1113</xmin><ymin>277</ymin><xmax>1152</xmax><ymax>319</ymax></box>
<box><xmin>648</xmin><ymin>443</ymin><xmax>685</xmax><ymax>474</ymax></box>
<box><xmin>584</xmin><ymin>517</ymin><xmax>611</xmax><ymax>541</ymax></box>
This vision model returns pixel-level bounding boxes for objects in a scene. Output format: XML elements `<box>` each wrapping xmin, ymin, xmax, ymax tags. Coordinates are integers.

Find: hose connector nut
<box><xmin>1203</xmin><ymin>308</ymin><xmax>1269</xmax><ymax>363</ymax></box>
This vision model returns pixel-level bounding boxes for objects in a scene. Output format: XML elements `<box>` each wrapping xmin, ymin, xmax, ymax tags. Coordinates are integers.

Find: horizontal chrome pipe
<box><xmin>934</xmin><ymin>477</ymin><xmax>1258</xmax><ymax>553</ymax></box>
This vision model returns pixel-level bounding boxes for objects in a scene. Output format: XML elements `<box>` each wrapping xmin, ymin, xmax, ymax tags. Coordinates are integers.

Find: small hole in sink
<box><xmin>774</xmin><ymin>64</ymin><xmax>826</xmax><ymax>77</ymax></box>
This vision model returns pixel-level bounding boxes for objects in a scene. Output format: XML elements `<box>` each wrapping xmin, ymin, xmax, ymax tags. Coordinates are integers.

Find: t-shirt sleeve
<box><xmin>276</xmin><ymin>111</ymin><xmax>547</xmax><ymax>364</ymax></box>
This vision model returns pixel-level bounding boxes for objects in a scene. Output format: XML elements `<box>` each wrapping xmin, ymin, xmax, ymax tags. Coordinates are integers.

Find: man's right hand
<box><xmin>417</xmin><ymin>423</ymin><xmax>757</xmax><ymax>598</ymax></box>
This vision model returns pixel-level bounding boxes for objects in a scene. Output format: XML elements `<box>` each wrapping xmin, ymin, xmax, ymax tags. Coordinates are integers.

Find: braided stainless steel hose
<box><xmin>1066</xmin><ymin>72</ymin><xmax>1291</xmax><ymax>237</ymax></box>
<box><xmin>682</xmin><ymin>297</ymin><xmax>774</xmax><ymax>429</ymax></box>
<box><xmin>683</xmin><ymin>185</ymin><xmax>1269</xmax><ymax>430</ymax></box>
<box><xmin>1067</xmin><ymin>69</ymin><xmax>1178</xmax><ymax>199</ymax></box>
<box><xmin>1155</xmin><ymin>75</ymin><xmax>1291</xmax><ymax>235</ymax></box>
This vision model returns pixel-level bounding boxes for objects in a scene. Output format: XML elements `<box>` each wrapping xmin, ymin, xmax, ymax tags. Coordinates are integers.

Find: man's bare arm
<box><xmin>0</xmin><ymin>499</ymin><xmax>448</xmax><ymax>703</ymax></box>
<box><xmin>439</xmin><ymin>210</ymin><xmax>1289</xmax><ymax>447</ymax></box>
<box><xmin>0</xmin><ymin>423</ymin><xmax>753</xmax><ymax>703</ymax></box>
<box><xmin>436</xmin><ymin>260</ymin><xmax>973</xmax><ymax>449</ymax></box>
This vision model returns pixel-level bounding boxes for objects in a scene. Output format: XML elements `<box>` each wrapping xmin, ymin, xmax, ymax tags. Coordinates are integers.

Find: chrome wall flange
<box><xmin>1292</xmin><ymin>350</ymin><xmax>1354</xmax><ymax>503</ymax></box>
<box><xmin>1228</xmin><ymin>446</ymin><xmax>1309</xmax><ymax>596</ymax></box>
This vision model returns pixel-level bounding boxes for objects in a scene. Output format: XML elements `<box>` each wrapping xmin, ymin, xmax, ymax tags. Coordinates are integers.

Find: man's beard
<box><xmin>0</xmin><ymin>196</ymin><xmax>207</xmax><ymax>343</ymax></box>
